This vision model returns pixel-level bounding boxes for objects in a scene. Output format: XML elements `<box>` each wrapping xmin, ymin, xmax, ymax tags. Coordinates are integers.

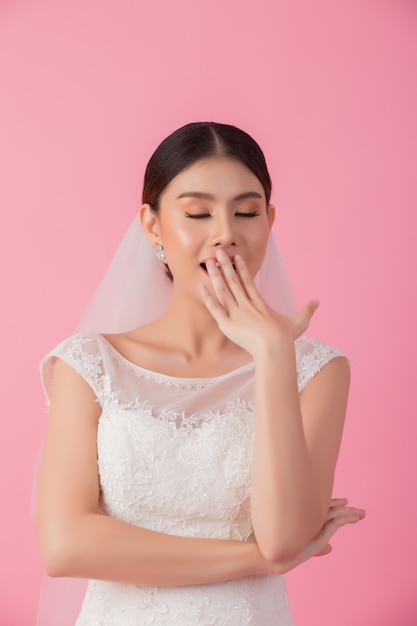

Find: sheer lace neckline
<box><xmin>96</xmin><ymin>332</ymin><xmax>255</xmax><ymax>383</ymax></box>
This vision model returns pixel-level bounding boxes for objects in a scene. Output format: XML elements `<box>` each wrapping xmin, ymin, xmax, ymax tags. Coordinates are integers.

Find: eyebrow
<box><xmin>176</xmin><ymin>191</ymin><xmax>263</xmax><ymax>202</ymax></box>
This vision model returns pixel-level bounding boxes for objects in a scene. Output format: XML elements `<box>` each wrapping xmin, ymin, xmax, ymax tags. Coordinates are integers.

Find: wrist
<box><xmin>252</xmin><ymin>334</ymin><xmax>295</xmax><ymax>363</ymax></box>
<box><xmin>243</xmin><ymin>542</ymin><xmax>267</xmax><ymax>576</ymax></box>
<box><xmin>247</xmin><ymin>542</ymin><xmax>280</xmax><ymax>576</ymax></box>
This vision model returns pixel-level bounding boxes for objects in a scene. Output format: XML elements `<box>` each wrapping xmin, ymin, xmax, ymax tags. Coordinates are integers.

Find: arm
<box><xmin>37</xmin><ymin>358</ymin><xmax>262</xmax><ymax>585</ymax></box>
<box><xmin>199</xmin><ymin>251</ymin><xmax>350</xmax><ymax>562</ymax></box>
<box><xmin>251</xmin><ymin>347</ymin><xmax>349</xmax><ymax>562</ymax></box>
<box><xmin>38</xmin><ymin>359</ymin><xmax>362</xmax><ymax>584</ymax></box>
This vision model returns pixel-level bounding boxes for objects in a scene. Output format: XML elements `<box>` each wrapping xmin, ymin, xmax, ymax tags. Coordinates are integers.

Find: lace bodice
<box><xmin>40</xmin><ymin>330</ymin><xmax>344</xmax><ymax>625</ymax></box>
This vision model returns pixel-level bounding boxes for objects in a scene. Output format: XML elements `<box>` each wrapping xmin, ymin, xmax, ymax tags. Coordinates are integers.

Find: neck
<box><xmin>156</xmin><ymin>289</ymin><xmax>234</xmax><ymax>360</ymax></box>
<box><xmin>127</xmin><ymin>286</ymin><xmax>252</xmax><ymax>376</ymax></box>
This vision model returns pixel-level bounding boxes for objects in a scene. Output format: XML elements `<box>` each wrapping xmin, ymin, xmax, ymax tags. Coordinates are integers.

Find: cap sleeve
<box><xmin>295</xmin><ymin>336</ymin><xmax>347</xmax><ymax>393</ymax></box>
<box><xmin>40</xmin><ymin>330</ymin><xmax>104</xmax><ymax>408</ymax></box>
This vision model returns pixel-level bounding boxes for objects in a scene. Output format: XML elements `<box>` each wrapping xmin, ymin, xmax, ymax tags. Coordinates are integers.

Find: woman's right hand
<box><xmin>257</xmin><ymin>498</ymin><xmax>366</xmax><ymax>575</ymax></box>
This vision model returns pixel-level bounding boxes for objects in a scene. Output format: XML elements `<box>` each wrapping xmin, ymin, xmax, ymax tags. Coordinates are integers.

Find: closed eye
<box><xmin>185</xmin><ymin>211</ymin><xmax>260</xmax><ymax>219</ymax></box>
<box><xmin>235</xmin><ymin>211</ymin><xmax>260</xmax><ymax>217</ymax></box>
<box><xmin>185</xmin><ymin>213</ymin><xmax>210</xmax><ymax>219</ymax></box>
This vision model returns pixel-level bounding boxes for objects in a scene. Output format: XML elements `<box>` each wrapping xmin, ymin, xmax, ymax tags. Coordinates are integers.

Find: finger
<box><xmin>233</xmin><ymin>254</ymin><xmax>263</xmax><ymax>302</ymax></box>
<box><xmin>215</xmin><ymin>249</ymin><xmax>248</xmax><ymax>304</ymax></box>
<box><xmin>198</xmin><ymin>282</ymin><xmax>230</xmax><ymax>323</ymax></box>
<box><xmin>292</xmin><ymin>300</ymin><xmax>320</xmax><ymax>338</ymax></box>
<box><xmin>329</xmin><ymin>498</ymin><xmax>349</xmax><ymax>508</ymax></box>
<box><xmin>320</xmin><ymin>514</ymin><xmax>365</xmax><ymax>543</ymax></box>
<box><xmin>326</xmin><ymin>506</ymin><xmax>366</xmax><ymax>522</ymax></box>
<box><xmin>206</xmin><ymin>258</ymin><xmax>237</xmax><ymax>311</ymax></box>
<box><xmin>314</xmin><ymin>544</ymin><xmax>333</xmax><ymax>557</ymax></box>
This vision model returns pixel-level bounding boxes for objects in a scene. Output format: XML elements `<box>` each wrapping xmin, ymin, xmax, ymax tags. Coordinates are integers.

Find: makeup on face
<box><xmin>155</xmin><ymin>157</ymin><xmax>272</xmax><ymax>285</ymax></box>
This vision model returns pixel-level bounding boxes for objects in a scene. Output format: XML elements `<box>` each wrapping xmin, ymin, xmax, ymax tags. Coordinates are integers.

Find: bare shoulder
<box><xmin>295</xmin><ymin>334</ymin><xmax>350</xmax><ymax>395</ymax></box>
<box><xmin>314</xmin><ymin>353</ymin><xmax>350</xmax><ymax>380</ymax></box>
<box><xmin>49</xmin><ymin>357</ymin><xmax>101</xmax><ymax>421</ymax></box>
<box><xmin>300</xmin><ymin>354</ymin><xmax>350</xmax><ymax>398</ymax></box>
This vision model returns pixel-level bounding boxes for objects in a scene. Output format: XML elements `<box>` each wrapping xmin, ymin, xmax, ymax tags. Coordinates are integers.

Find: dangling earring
<box><xmin>155</xmin><ymin>243</ymin><xmax>167</xmax><ymax>264</ymax></box>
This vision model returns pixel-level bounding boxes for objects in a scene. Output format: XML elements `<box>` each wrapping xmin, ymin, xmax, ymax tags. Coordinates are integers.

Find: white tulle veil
<box><xmin>35</xmin><ymin>212</ymin><xmax>296</xmax><ymax>625</ymax></box>
<box><xmin>75</xmin><ymin>216</ymin><xmax>296</xmax><ymax>333</ymax></box>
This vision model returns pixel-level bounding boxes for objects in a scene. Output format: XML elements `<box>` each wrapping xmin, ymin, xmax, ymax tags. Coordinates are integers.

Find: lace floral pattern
<box><xmin>295</xmin><ymin>336</ymin><xmax>344</xmax><ymax>392</ymax></box>
<box><xmin>40</xmin><ymin>330</ymin><xmax>346</xmax><ymax>625</ymax></box>
<box><xmin>77</xmin><ymin>575</ymin><xmax>292</xmax><ymax>626</ymax></box>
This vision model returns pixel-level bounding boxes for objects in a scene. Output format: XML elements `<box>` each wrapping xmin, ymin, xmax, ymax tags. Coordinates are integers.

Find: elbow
<box><xmin>38</xmin><ymin>527</ymin><xmax>78</xmax><ymax>578</ymax></box>
<box><xmin>257</xmin><ymin>539</ymin><xmax>304</xmax><ymax>565</ymax></box>
<box><xmin>40</xmin><ymin>541</ymin><xmax>72</xmax><ymax>578</ymax></box>
<box><xmin>42</xmin><ymin>558</ymin><xmax>68</xmax><ymax>578</ymax></box>
<box><xmin>255</xmin><ymin>517</ymin><xmax>325</xmax><ymax>565</ymax></box>
<box><xmin>253</xmin><ymin>500</ymin><xmax>329</xmax><ymax>564</ymax></box>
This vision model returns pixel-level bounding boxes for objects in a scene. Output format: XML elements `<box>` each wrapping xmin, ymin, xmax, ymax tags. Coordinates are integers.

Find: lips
<box><xmin>200</xmin><ymin>262</ymin><xmax>217</xmax><ymax>272</ymax></box>
<box><xmin>200</xmin><ymin>256</ymin><xmax>236</xmax><ymax>273</ymax></box>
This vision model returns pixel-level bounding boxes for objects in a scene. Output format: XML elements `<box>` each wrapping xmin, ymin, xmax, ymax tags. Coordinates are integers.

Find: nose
<box><xmin>210</xmin><ymin>213</ymin><xmax>237</xmax><ymax>248</ymax></box>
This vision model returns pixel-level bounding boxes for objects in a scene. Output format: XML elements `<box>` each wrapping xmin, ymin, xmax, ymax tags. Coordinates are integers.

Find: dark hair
<box><xmin>142</xmin><ymin>122</ymin><xmax>272</xmax><ymax>280</ymax></box>
<box><xmin>142</xmin><ymin>122</ymin><xmax>272</xmax><ymax>209</ymax></box>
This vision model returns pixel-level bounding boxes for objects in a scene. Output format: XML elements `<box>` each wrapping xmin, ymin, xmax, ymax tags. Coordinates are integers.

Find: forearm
<box><xmin>40</xmin><ymin>513</ymin><xmax>263</xmax><ymax>586</ymax></box>
<box><xmin>251</xmin><ymin>338</ymin><xmax>325</xmax><ymax>561</ymax></box>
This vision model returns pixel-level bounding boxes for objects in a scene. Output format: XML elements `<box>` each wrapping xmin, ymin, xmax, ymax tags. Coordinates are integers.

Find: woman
<box><xmin>37</xmin><ymin>122</ymin><xmax>365</xmax><ymax>625</ymax></box>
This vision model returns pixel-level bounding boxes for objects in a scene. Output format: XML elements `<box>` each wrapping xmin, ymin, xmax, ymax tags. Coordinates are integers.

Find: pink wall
<box><xmin>1</xmin><ymin>0</ymin><xmax>416</xmax><ymax>623</ymax></box>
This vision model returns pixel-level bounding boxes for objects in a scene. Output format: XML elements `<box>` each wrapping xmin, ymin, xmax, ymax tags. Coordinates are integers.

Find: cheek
<box><xmin>174</xmin><ymin>227</ymin><xmax>199</xmax><ymax>248</ymax></box>
<box><xmin>161</xmin><ymin>222</ymin><xmax>201</xmax><ymax>256</ymax></box>
<box><xmin>247</xmin><ymin>223</ymin><xmax>269</xmax><ymax>248</ymax></box>
<box><xmin>247</xmin><ymin>231</ymin><xmax>270</xmax><ymax>272</ymax></box>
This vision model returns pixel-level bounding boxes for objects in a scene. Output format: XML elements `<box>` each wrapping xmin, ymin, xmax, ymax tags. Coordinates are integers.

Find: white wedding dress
<box><xmin>40</xmin><ymin>330</ymin><xmax>343</xmax><ymax>625</ymax></box>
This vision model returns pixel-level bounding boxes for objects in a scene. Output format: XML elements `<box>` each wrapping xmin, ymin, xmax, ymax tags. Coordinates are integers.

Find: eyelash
<box><xmin>185</xmin><ymin>211</ymin><xmax>260</xmax><ymax>219</ymax></box>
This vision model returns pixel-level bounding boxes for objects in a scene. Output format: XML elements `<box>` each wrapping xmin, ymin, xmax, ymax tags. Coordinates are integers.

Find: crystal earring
<box><xmin>155</xmin><ymin>243</ymin><xmax>167</xmax><ymax>264</ymax></box>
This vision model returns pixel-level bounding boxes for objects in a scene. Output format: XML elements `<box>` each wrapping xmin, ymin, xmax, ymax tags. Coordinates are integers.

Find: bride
<box><xmin>37</xmin><ymin>121</ymin><xmax>365</xmax><ymax>625</ymax></box>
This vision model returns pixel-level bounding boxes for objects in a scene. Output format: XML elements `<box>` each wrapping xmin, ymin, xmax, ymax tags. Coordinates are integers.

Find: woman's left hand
<box><xmin>294</xmin><ymin>498</ymin><xmax>366</xmax><ymax>561</ymax></box>
<box><xmin>199</xmin><ymin>249</ymin><xmax>319</xmax><ymax>355</ymax></box>
<box><xmin>265</xmin><ymin>498</ymin><xmax>366</xmax><ymax>575</ymax></box>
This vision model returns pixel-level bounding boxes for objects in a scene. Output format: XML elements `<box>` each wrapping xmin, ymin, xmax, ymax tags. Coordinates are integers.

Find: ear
<box><xmin>267</xmin><ymin>204</ymin><xmax>276</xmax><ymax>229</ymax></box>
<box><xmin>139</xmin><ymin>204</ymin><xmax>161</xmax><ymax>246</ymax></box>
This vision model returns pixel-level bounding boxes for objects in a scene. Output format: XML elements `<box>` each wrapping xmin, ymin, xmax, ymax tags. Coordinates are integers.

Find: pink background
<box><xmin>1</xmin><ymin>0</ymin><xmax>416</xmax><ymax>623</ymax></box>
